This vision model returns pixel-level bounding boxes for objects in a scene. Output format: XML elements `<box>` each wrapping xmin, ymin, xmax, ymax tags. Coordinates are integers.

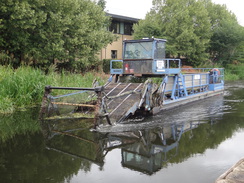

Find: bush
<box><xmin>225</xmin><ymin>64</ymin><xmax>244</xmax><ymax>80</ymax></box>
<box><xmin>102</xmin><ymin>59</ymin><xmax>111</xmax><ymax>74</ymax></box>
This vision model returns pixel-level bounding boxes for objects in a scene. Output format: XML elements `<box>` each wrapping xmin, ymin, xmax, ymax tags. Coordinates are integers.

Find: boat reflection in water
<box><xmin>41</xmin><ymin>119</ymin><xmax>208</xmax><ymax>175</ymax></box>
<box><xmin>40</xmin><ymin>94</ymin><xmax>226</xmax><ymax>176</ymax></box>
<box><xmin>120</xmin><ymin>122</ymin><xmax>204</xmax><ymax>174</ymax></box>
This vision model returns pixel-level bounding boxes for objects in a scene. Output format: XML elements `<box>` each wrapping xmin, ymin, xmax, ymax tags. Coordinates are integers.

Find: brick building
<box><xmin>99</xmin><ymin>13</ymin><xmax>140</xmax><ymax>60</ymax></box>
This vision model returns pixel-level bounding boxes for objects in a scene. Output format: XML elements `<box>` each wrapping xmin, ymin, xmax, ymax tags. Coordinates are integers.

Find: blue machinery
<box><xmin>40</xmin><ymin>38</ymin><xmax>224</xmax><ymax>127</ymax></box>
<box><xmin>104</xmin><ymin>38</ymin><xmax>224</xmax><ymax>123</ymax></box>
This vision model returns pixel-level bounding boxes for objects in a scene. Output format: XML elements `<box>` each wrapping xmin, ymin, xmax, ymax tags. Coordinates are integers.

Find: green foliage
<box><xmin>205</xmin><ymin>2</ymin><xmax>244</xmax><ymax>65</ymax></box>
<box><xmin>230</xmin><ymin>42</ymin><xmax>244</xmax><ymax>64</ymax></box>
<box><xmin>97</xmin><ymin>0</ymin><xmax>106</xmax><ymax>10</ymax></box>
<box><xmin>0</xmin><ymin>66</ymin><xmax>47</xmax><ymax>112</ymax></box>
<box><xmin>224</xmin><ymin>70</ymin><xmax>239</xmax><ymax>81</ymax></box>
<box><xmin>0</xmin><ymin>66</ymin><xmax>108</xmax><ymax>113</ymax></box>
<box><xmin>134</xmin><ymin>0</ymin><xmax>212</xmax><ymax>66</ymax></box>
<box><xmin>102</xmin><ymin>59</ymin><xmax>123</xmax><ymax>74</ymax></box>
<box><xmin>225</xmin><ymin>64</ymin><xmax>244</xmax><ymax>80</ymax></box>
<box><xmin>0</xmin><ymin>0</ymin><xmax>115</xmax><ymax>72</ymax></box>
<box><xmin>133</xmin><ymin>13</ymin><xmax>162</xmax><ymax>40</ymax></box>
<box><xmin>102</xmin><ymin>59</ymin><xmax>111</xmax><ymax>74</ymax></box>
<box><xmin>133</xmin><ymin>0</ymin><xmax>244</xmax><ymax>67</ymax></box>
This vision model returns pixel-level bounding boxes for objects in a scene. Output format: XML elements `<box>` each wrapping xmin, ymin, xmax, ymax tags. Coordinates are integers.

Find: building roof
<box><xmin>106</xmin><ymin>13</ymin><xmax>140</xmax><ymax>23</ymax></box>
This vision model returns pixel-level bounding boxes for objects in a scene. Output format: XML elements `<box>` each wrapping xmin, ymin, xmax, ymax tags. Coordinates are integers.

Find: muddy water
<box><xmin>0</xmin><ymin>81</ymin><xmax>244</xmax><ymax>183</ymax></box>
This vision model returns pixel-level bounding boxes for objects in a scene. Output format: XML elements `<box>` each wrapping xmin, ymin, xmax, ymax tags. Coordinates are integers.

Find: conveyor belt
<box><xmin>104</xmin><ymin>83</ymin><xmax>143</xmax><ymax>122</ymax></box>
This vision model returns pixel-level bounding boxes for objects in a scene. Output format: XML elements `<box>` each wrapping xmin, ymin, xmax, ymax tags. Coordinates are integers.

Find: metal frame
<box><xmin>110</xmin><ymin>58</ymin><xmax>182</xmax><ymax>76</ymax></box>
<box><xmin>39</xmin><ymin>85</ymin><xmax>111</xmax><ymax>128</ymax></box>
<box><xmin>110</xmin><ymin>60</ymin><xmax>123</xmax><ymax>74</ymax></box>
<box><xmin>152</xmin><ymin>59</ymin><xmax>181</xmax><ymax>75</ymax></box>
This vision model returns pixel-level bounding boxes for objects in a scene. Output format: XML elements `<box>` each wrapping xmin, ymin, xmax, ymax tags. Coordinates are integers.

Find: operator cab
<box><xmin>123</xmin><ymin>38</ymin><xmax>166</xmax><ymax>60</ymax></box>
<box><xmin>110</xmin><ymin>38</ymin><xmax>181</xmax><ymax>77</ymax></box>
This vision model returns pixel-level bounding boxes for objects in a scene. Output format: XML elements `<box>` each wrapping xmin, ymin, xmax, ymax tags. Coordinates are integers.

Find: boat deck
<box><xmin>104</xmin><ymin>82</ymin><xmax>143</xmax><ymax>122</ymax></box>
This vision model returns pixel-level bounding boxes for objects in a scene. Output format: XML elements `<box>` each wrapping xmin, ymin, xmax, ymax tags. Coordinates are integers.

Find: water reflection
<box><xmin>39</xmin><ymin>89</ymin><xmax>242</xmax><ymax>179</ymax></box>
<box><xmin>0</xmin><ymin>107</ymin><xmax>40</xmax><ymax>143</ymax></box>
<box><xmin>1</xmin><ymin>81</ymin><xmax>244</xmax><ymax>183</ymax></box>
<box><xmin>121</xmin><ymin>122</ymin><xmax>203</xmax><ymax>174</ymax></box>
<box><xmin>41</xmin><ymin>119</ymin><xmax>211</xmax><ymax>175</ymax></box>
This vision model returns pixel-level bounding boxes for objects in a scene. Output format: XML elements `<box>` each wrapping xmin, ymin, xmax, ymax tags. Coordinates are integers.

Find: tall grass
<box><xmin>1</xmin><ymin>63</ymin><xmax>243</xmax><ymax>113</ymax></box>
<box><xmin>225</xmin><ymin>64</ymin><xmax>244</xmax><ymax>80</ymax></box>
<box><xmin>0</xmin><ymin>66</ymin><xmax>47</xmax><ymax>113</ymax></box>
<box><xmin>0</xmin><ymin>66</ymin><xmax>108</xmax><ymax>113</ymax></box>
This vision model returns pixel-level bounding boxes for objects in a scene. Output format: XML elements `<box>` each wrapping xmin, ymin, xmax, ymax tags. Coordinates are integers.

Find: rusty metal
<box><xmin>39</xmin><ymin>85</ymin><xmax>112</xmax><ymax>129</ymax></box>
<box><xmin>39</xmin><ymin>86</ymin><xmax>52</xmax><ymax>120</ymax></box>
<box><xmin>45</xmin><ymin>85</ymin><xmax>104</xmax><ymax>92</ymax></box>
<box><xmin>50</xmin><ymin>102</ymin><xmax>96</xmax><ymax>108</ymax></box>
<box><xmin>93</xmin><ymin>90</ymin><xmax>102</xmax><ymax>129</ymax></box>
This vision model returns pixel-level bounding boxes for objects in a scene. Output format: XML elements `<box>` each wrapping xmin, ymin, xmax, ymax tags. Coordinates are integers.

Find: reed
<box><xmin>0</xmin><ymin>66</ymin><xmax>108</xmax><ymax>113</ymax></box>
<box><xmin>0</xmin><ymin>66</ymin><xmax>47</xmax><ymax>112</ymax></box>
<box><xmin>224</xmin><ymin>70</ymin><xmax>240</xmax><ymax>81</ymax></box>
<box><xmin>1</xmin><ymin>63</ymin><xmax>242</xmax><ymax>113</ymax></box>
<box><xmin>225</xmin><ymin>64</ymin><xmax>244</xmax><ymax>80</ymax></box>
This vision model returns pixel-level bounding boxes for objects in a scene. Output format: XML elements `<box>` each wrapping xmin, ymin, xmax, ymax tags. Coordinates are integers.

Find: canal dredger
<box><xmin>40</xmin><ymin>38</ymin><xmax>224</xmax><ymax>128</ymax></box>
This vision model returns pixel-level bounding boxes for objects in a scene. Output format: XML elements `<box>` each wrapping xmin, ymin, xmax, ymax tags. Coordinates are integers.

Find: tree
<box><xmin>202</xmin><ymin>1</ymin><xmax>244</xmax><ymax>65</ymax></box>
<box><xmin>97</xmin><ymin>0</ymin><xmax>106</xmax><ymax>10</ymax></box>
<box><xmin>133</xmin><ymin>0</ymin><xmax>212</xmax><ymax>66</ymax></box>
<box><xmin>0</xmin><ymin>0</ymin><xmax>115</xmax><ymax>72</ymax></box>
<box><xmin>133</xmin><ymin>14</ymin><xmax>162</xmax><ymax>39</ymax></box>
<box><xmin>0</xmin><ymin>0</ymin><xmax>47</xmax><ymax>67</ymax></box>
<box><xmin>231</xmin><ymin>41</ymin><xmax>244</xmax><ymax>64</ymax></box>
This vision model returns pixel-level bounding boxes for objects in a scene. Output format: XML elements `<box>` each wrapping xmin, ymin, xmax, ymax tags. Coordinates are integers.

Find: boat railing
<box><xmin>181</xmin><ymin>68</ymin><xmax>224</xmax><ymax>84</ymax></box>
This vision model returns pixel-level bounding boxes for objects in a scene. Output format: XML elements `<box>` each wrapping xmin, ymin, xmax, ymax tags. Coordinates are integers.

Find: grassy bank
<box><xmin>1</xmin><ymin>64</ymin><xmax>243</xmax><ymax>114</ymax></box>
<box><xmin>0</xmin><ymin>66</ymin><xmax>108</xmax><ymax>114</ymax></box>
<box><xmin>224</xmin><ymin>64</ymin><xmax>244</xmax><ymax>80</ymax></box>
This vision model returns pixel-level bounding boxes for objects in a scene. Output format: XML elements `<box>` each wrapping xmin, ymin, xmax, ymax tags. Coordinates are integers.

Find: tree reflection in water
<box><xmin>41</xmin><ymin>119</ymin><xmax>207</xmax><ymax>175</ymax></box>
<box><xmin>1</xmin><ymin>82</ymin><xmax>244</xmax><ymax>182</ymax></box>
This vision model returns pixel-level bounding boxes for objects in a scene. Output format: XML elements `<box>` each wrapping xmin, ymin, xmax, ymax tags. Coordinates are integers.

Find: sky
<box><xmin>104</xmin><ymin>0</ymin><xmax>244</xmax><ymax>26</ymax></box>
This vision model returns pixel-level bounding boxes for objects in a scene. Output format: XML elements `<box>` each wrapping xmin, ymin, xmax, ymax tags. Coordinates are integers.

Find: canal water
<box><xmin>0</xmin><ymin>81</ymin><xmax>244</xmax><ymax>183</ymax></box>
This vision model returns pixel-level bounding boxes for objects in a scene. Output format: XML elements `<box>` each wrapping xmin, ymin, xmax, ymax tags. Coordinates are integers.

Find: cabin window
<box><xmin>124</xmin><ymin>41</ymin><xmax>153</xmax><ymax>59</ymax></box>
<box><xmin>154</xmin><ymin>41</ymin><xmax>166</xmax><ymax>59</ymax></box>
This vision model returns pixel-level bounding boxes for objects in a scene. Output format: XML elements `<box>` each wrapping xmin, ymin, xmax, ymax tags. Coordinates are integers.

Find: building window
<box><xmin>109</xmin><ymin>21</ymin><xmax>120</xmax><ymax>34</ymax></box>
<box><xmin>124</xmin><ymin>23</ymin><xmax>133</xmax><ymax>35</ymax></box>
<box><xmin>111</xmin><ymin>50</ymin><xmax>117</xmax><ymax>59</ymax></box>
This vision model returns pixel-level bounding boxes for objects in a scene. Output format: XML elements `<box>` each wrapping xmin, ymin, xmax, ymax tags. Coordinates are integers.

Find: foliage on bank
<box><xmin>0</xmin><ymin>0</ymin><xmax>115</xmax><ymax>72</ymax></box>
<box><xmin>0</xmin><ymin>63</ymin><xmax>243</xmax><ymax>113</ymax></box>
<box><xmin>0</xmin><ymin>66</ymin><xmax>46</xmax><ymax>113</ymax></box>
<box><xmin>0</xmin><ymin>66</ymin><xmax>108</xmax><ymax>114</ymax></box>
<box><xmin>225</xmin><ymin>64</ymin><xmax>244</xmax><ymax>80</ymax></box>
<box><xmin>133</xmin><ymin>0</ymin><xmax>244</xmax><ymax>66</ymax></box>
